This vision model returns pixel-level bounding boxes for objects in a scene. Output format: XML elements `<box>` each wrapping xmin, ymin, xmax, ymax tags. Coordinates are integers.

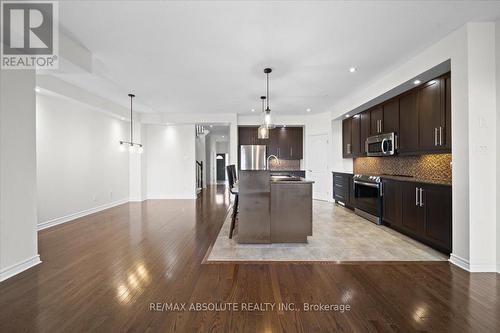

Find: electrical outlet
<box><xmin>110</xmin><ymin>191</ymin><xmax>113</xmax><ymax>198</ymax></box>
<box><xmin>92</xmin><ymin>195</ymin><xmax>96</xmax><ymax>202</ymax></box>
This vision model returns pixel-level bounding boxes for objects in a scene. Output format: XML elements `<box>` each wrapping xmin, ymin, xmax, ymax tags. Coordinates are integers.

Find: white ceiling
<box><xmin>56</xmin><ymin>1</ymin><xmax>500</xmax><ymax>115</ymax></box>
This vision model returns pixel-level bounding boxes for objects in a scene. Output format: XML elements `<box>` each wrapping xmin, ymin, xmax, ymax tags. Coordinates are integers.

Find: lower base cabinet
<box><xmin>382</xmin><ymin>179</ymin><xmax>451</xmax><ymax>254</ymax></box>
<box><xmin>332</xmin><ymin>172</ymin><xmax>354</xmax><ymax>209</ymax></box>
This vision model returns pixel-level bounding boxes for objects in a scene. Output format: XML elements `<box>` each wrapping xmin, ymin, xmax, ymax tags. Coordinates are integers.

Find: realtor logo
<box><xmin>1</xmin><ymin>1</ymin><xmax>58</xmax><ymax>69</ymax></box>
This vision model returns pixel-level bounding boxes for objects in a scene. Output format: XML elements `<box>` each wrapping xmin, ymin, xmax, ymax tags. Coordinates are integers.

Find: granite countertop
<box><xmin>331</xmin><ymin>171</ymin><xmax>354</xmax><ymax>175</ymax></box>
<box><xmin>330</xmin><ymin>170</ymin><xmax>451</xmax><ymax>186</ymax></box>
<box><xmin>380</xmin><ymin>175</ymin><xmax>451</xmax><ymax>186</ymax></box>
<box><xmin>270</xmin><ymin>177</ymin><xmax>315</xmax><ymax>184</ymax></box>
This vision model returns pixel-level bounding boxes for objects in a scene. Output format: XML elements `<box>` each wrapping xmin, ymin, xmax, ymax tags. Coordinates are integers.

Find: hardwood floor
<box><xmin>0</xmin><ymin>185</ymin><xmax>499</xmax><ymax>332</ymax></box>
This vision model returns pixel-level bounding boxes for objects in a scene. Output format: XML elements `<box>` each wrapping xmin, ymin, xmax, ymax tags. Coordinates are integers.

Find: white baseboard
<box><xmin>449</xmin><ymin>253</ymin><xmax>470</xmax><ymax>271</ymax></box>
<box><xmin>0</xmin><ymin>255</ymin><xmax>41</xmax><ymax>283</ymax></box>
<box><xmin>37</xmin><ymin>199</ymin><xmax>128</xmax><ymax>231</ymax></box>
<box><xmin>129</xmin><ymin>197</ymin><xmax>147</xmax><ymax>202</ymax></box>
<box><xmin>147</xmin><ymin>195</ymin><xmax>197</xmax><ymax>200</ymax></box>
<box><xmin>449</xmin><ymin>254</ymin><xmax>499</xmax><ymax>273</ymax></box>
<box><xmin>468</xmin><ymin>264</ymin><xmax>499</xmax><ymax>272</ymax></box>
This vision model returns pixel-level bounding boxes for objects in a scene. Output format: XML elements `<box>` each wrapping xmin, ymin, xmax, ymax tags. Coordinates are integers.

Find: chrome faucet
<box><xmin>266</xmin><ymin>155</ymin><xmax>279</xmax><ymax>170</ymax></box>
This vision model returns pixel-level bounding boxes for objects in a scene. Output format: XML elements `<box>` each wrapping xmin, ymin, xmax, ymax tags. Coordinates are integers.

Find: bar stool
<box><xmin>226</xmin><ymin>165</ymin><xmax>238</xmax><ymax>239</ymax></box>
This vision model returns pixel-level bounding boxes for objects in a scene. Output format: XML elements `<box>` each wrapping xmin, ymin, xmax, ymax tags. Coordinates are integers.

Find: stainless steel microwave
<box><xmin>366</xmin><ymin>132</ymin><xmax>397</xmax><ymax>156</ymax></box>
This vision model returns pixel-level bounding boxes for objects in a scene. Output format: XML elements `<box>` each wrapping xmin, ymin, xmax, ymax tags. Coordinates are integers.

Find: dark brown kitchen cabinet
<box><xmin>270</xmin><ymin>127</ymin><xmax>303</xmax><ymax>160</ymax></box>
<box><xmin>382</xmin><ymin>178</ymin><xmax>452</xmax><ymax>254</ymax></box>
<box><xmin>332</xmin><ymin>172</ymin><xmax>354</xmax><ymax>209</ymax></box>
<box><xmin>370</xmin><ymin>107</ymin><xmax>383</xmax><ymax>135</ymax></box>
<box><xmin>350</xmin><ymin>115</ymin><xmax>361</xmax><ymax>156</ymax></box>
<box><xmin>418</xmin><ymin>78</ymin><xmax>446</xmax><ymax>151</ymax></box>
<box><xmin>398</xmin><ymin>91</ymin><xmax>419</xmax><ymax>154</ymax></box>
<box><xmin>360</xmin><ymin>110</ymin><xmax>371</xmax><ymax>155</ymax></box>
<box><xmin>401</xmin><ymin>182</ymin><xmax>424</xmax><ymax>234</ymax></box>
<box><xmin>342</xmin><ymin>118</ymin><xmax>353</xmax><ymax>158</ymax></box>
<box><xmin>382</xmin><ymin>179</ymin><xmax>402</xmax><ymax>227</ymax></box>
<box><xmin>341</xmin><ymin>73</ymin><xmax>451</xmax><ymax>158</ymax></box>
<box><xmin>239</xmin><ymin>126</ymin><xmax>303</xmax><ymax>162</ymax></box>
<box><xmin>268</xmin><ymin>128</ymin><xmax>279</xmax><ymax>156</ymax></box>
<box><xmin>382</xmin><ymin>99</ymin><xmax>399</xmax><ymax>134</ymax></box>
<box><xmin>238</xmin><ymin>126</ymin><xmax>258</xmax><ymax>145</ymax></box>
<box><xmin>289</xmin><ymin>127</ymin><xmax>303</xmax><ymax>159</ymax></box>
<box><xmin>276</xmin><ymin>127</ymin><xmax>290</xmax><ymax>158</ymax></box>
<box><xmin>422</xmin><ymin>184</ymin><xmax>452</xmax><ymax>253</ymax></box>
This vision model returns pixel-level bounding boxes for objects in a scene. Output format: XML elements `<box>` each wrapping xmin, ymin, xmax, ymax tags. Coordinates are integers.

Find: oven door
<box><xmin>353</xmin><ymin>180</ymin><xmax>381</xmax><ymax>217</ymax></box>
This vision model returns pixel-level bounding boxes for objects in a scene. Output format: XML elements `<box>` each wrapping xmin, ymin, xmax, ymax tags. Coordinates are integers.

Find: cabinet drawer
<box><xmin>333</xmin><ymin>175</ymin><xmax>347</xmax><ymax>186</ymax></box>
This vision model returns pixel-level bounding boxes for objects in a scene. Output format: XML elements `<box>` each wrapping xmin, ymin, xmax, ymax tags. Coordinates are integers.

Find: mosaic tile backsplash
<box><xmin>353</xmin><ymin>153</ymin><xmax>452</xmax><ymax>183</ymax></box>
<box><xmin>268</xmin><ymin>159</ymin><xmax>301</xmax><ymax>170</ymax></box>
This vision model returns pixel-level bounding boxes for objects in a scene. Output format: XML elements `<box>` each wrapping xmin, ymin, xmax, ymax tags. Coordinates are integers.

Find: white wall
<box><xmin>466</xmin><ymin>23</ymin><xmax>497</xmax><ymax>271</ymax></box>
<box><xmin>216</xmin><ymin>141</ymin><xmax>229</xmax><ymax>154</ymax></box>
<box><xmin>0</xmin><ymin>70</ymin><xmax>40</xmax><ymax>282</ymax></box>
<box><xmin>496</xmin><ymin>20</ymin><xmax>500</xmax><ymax>273</ymax></box>
<box><xmin>146</xmin><ymin>124</ymin><xmax>196</xmax><ymax>199</ymax></box>
<box><xmin>36</xmin><ymin>94</ymin><xmax>130</xmax><ymax>228</ymax></box>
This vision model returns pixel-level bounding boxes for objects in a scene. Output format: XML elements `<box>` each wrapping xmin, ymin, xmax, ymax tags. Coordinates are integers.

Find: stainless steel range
<box><xmin>353</xmin><ymin>174</ymin><xmax>383</xmax><ymax>225</ymax></box>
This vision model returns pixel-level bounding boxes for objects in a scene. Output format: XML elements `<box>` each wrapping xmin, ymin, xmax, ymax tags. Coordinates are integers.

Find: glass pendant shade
<box><xmin>257</xmin><ymin>125</ymin><xmax>269</xmax><ymax>139</ymax></box>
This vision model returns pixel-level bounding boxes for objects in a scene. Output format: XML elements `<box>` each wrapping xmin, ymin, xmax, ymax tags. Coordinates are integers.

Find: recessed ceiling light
<box><xmin>222</xmin><ymin>135</ymin><xmax>225</xmax><ymax>138</ymax></box>
<box><xmin>345</xmin><ymin>114</ymin><xmax>350</xmax><ymax>118</ymax></box>
<box><xmin>413</xmin><ymin>80</ymin><xmax>421</xmax><ymax>85</ymax></box>
<box><xmin>251</xmin><ymin>108</ymin><xmax>255</xmax><ymax>112</ymax></box>
<box><xmin>210</xmin><ymin>125</ymin><xmax>213</xmax><ymax>128</ymax></box>
<box><xmin>349</xmin><ymin>67</ymin><xmax>357</xmax><ymax>73</ymax></box>
<box><xmin>306</xmin><ymin>108</ymin><xmax>311</xmax><ymax>112</ymax></box>
<box><xmin>35</xmin><ymin>87</ymin><xmax>40</xmax><ymax>92</ymax></box>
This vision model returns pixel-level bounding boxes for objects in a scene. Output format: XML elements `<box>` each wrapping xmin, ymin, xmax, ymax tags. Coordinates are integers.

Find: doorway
<box><xmin>216</xmin><ymin>153</ymin><xmax>226</xmax><ymax>181</ymax></box>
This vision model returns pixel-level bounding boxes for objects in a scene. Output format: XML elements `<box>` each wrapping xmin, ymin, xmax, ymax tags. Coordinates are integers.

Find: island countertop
<box><xmin>237</xmin><ymin>170</ymin><xmax>313</xmax><ymax>244</ymax></box>
<box><xmin>270</xmin><ymin>176</ymin><xmax>315</xmax><ymax>184</ymax></box>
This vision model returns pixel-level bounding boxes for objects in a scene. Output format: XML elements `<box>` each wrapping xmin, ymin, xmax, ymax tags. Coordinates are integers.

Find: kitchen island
<box><xmin>237</xmin><ymin>170</ymin><xmax>314</xmax><ymax>243</ymax></box>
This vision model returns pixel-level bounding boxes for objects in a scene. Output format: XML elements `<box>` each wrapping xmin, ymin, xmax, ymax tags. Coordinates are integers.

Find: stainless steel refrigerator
<box><xmin>240</xmin><ymin>145</ymin><xmax>267</xmax><ymax>170</ymax></box>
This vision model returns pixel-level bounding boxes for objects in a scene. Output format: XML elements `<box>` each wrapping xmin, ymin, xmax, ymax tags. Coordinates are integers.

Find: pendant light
<box><xmin>263</xmin><ymin>67</ymin><xmax>275</xmax><ymax>129</ymax></box>
<box><xmin>257</xmin><ymin>95</ymin><xmax>269</xmax><ymax>139</ymax></box>
<box><xmin>119</xmin><ymin>93</ymin><xmax>144</xmax><ymax>154</ymax></box>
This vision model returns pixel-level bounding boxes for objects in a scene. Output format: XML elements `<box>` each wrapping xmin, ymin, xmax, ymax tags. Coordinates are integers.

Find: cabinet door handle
<box><xmin>419</xmin><ymin>188</ymin><xmax>424</xmax><ymax>207</ymax></box>
<box><xmin>415</xmin><ymin>187</ymin><xmax>419</xmax><ymax>206</ymax></box>
<box><xmin>434</xmin><ymin>128</ymin><xmax>438</xmax><ymax>146</ymax></box>
<box><xmin>278</xmin><ymin>147</ymin><xmax>280</xmax><ymax>157</ymax></box>
<box><xmin>290</xmin><ymin>147</ymin><xmax>293</xmax><ymax>156</ymax></box>
<box><xmin>439</xmin><ymin>126</ymin><xmax>443</xmax><ymax>146</ymax></box>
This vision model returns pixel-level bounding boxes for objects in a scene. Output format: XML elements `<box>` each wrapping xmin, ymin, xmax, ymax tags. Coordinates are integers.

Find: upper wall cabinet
<box><xmin>359</xmin><ymin>110</ymin><xmax>371</xmax><ymax>155</ymax></box>
<box><xmin>370</xmin><ymin>107</ymin><xmax>383</xmax><ymax>135</ymax></box>
<box><xmin>271</xmin><ymin>127</ymin><xmax>303</xmax><ymax>160</ymax></box>
<box><xmin>399</xmin><ymin>91</ymin><xmax>419</xmax><ymax>154</ymax></box>
<box><xmin>417</xmin><ymin>78</ymin><xmax>447</xmax><ymax>152</ymax></box>
<box><xmin>342</xmin><ymin>117</ymin><xmax>353</xmax><ymax>158</ymax></box>
<box><xmin>238</xmin><ymin>126</ymin><xmax>303</xmax><ymax>161</ymax></box>
<box><xmin>342</xmin><ymin>73</ymin><xmax>451</xmax><ymax>158</ymax></box>
<box><xmin>382</xmin><ymin>99</ymin><xmax>399</xmax><ymax>134</ymax></box>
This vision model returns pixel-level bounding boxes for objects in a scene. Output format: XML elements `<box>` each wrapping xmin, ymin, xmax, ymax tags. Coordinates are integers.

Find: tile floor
<box><xmin>207</xmin><ymin>200</ymin><xmax>448</xmax><ymax>262</ymax></box>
